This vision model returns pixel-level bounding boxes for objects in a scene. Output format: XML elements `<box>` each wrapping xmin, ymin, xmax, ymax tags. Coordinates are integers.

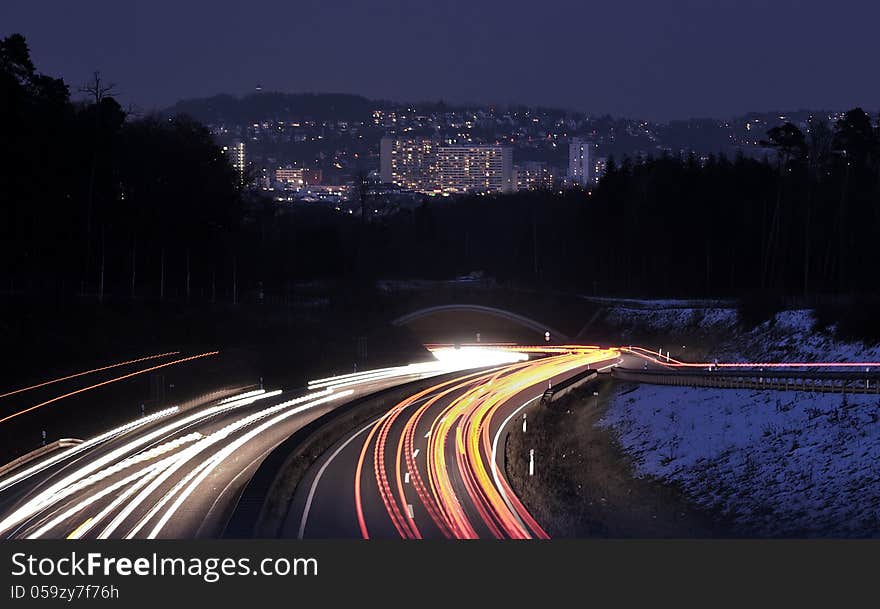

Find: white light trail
<box><xmin>307</xmin><ymin>348</ymin><xmax>527</xmax><ymax>391</ymax></box>
<box><xmin>0</xmin><ymin>407</ymin><xmax>179</xmax><ymax>493</ymax></box>
<box><xmin>27</xmin><ymin>459</ymin><xmax>172</xmax><ymax>539</ymax></box>
<box><xmin>116</xmin><ymin>388</ymin><xmax>341</xmax><ymax>539</ymax></box>
<box><xmin>144</xmin><ymin>390</ymin><xmax>354</xmax><ymax>538</ymax></box>
<box><xmin>0</xmin><ymin>391</ymin><xmax>281</xmax><ymax>535</ymax></box>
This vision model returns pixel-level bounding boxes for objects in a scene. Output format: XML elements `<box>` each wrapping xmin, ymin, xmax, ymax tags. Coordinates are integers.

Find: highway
<box><xmin>0</xmin><ymin>349</ymin><xmax>521</xmax><ymax>539</ymax></box>
<box><xmin>4</xmin><ymin>344</ymin><xmax>878</xmax><ymax>540</ymax></box>
<box><xmin>289</xmin><ymin>347</ymin><xmax>620</xmax><ymax>539</ymax></box>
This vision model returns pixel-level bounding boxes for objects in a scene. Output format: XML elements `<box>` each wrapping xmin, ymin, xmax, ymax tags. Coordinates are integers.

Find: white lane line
<box><xmin>296</xmin><ymin>393</ymin><xmax>432</xmax><ymax>539</ymax></box>
<box><xmin>489</xmin><ymin>394</ymin><xmax>542</xmax><ymax>531</ymax></box>
<box><xmin>404</xmin><ymin>472</ymin><xmax>410</xmax><ymax>484</ymax></box>
<box><xmin>297</xmin><ymin>419</ymin><xmax>377</xmax><ymax>539</ymax></box>
<box><xmin>424</xmin><ymin>430</ymin><xmax>431</xmax><ymax>439</ymax></box>
<box><xmin>412</xmin><ymin>449</ymin><xmax>420</xmax><ymax>458</ymax></box>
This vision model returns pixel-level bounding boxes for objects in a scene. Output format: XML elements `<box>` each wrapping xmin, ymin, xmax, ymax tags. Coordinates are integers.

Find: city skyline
<box><xmin>2</xmin><ymin>0</ymin><xmax>879</xmax><ymax>121</ymax></box>
<box><xmin>3</xmin><ymin>3</ymin><xmax>880</xmax><ymax>604</ymax></box>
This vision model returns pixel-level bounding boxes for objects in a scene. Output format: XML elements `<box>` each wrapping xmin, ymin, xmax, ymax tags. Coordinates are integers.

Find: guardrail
<box><xmin>612</xmin><ymin>367</ymin><xmax>880</xmax><ymax>394</ymax></box>
<box><xmin>0</xmin><ymin>438</ymin><xmax>83</xmax><ymax>478</ymax></box>
<box><xmin>541</xmin><ymin>368</ymin><xmax>601</xmax><ymax>406</ymax></box>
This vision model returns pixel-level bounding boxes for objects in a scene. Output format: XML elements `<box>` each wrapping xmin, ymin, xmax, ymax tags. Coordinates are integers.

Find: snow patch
<box><xmin>599</xmin><ymin>304</ymin><xmax>880</xmax><ymax>536</ymax></box>
<box><xmin>600</xmin><ymin>384</ymin><xmax>880</xmax><ymax>536</ymax></box>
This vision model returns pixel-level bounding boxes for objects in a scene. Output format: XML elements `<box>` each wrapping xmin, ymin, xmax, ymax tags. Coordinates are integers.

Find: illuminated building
<box><xmin>380</xmin><ymin>136</ymin><xmax>439</xmax><ymax>191</ymax></box>
<box><xmin>275</xmin><ymin>167</ymin><xmax>323</xmax><ymax>190</ymax></box>
<box><xmin>436</xmin><ymin>146</ymin><xmax>513</xmax><ymax>194</ymax></box>
<box><xmin>567</xmin><ymin>137</ymin><xmax>591</xmax><ymax>186</ymax></box>
<box><xmin>222</xmin><ymin>141</ymin><xmax>246</xmax><ymax>182</ymax></box>
<box><xmin>514</xmin><ymin>161</ymin><xmax>554</xmax><ymax>190</ymax></box>
<box><xmin>380</xmin><ymin>137</ymin><xmax>513</xmax><ymax>194</ymax></box>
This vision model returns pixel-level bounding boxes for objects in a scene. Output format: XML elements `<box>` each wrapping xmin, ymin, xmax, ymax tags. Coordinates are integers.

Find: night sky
<box><xmin>2</xmin><ymin>0</ymin><xmax>878</xmax><ymax>120</ymax></box>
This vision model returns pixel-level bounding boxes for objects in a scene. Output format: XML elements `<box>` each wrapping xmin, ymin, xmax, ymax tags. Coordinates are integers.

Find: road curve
<box><xmin>289</xmin><ymin>347</ymin><xmax>620</xmax><ymax>539</ymax></box>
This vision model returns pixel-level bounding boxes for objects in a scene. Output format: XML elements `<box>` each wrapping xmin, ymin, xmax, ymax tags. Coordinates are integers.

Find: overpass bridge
<box><xmin>391</xmin><ymin>303</ymin><xmax>570</xmax><ymax>344</ymax></box>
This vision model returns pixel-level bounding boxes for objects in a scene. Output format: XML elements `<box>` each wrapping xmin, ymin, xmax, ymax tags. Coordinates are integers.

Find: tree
<box><xmin>834</xmin><ymin>108</ymin><xmax>874</xmax><ymax>168</ymax></box>
<box><xmin>764</xmin><ymin>122</ymin><xmax>807</xmax><ymax>166</ymax></box>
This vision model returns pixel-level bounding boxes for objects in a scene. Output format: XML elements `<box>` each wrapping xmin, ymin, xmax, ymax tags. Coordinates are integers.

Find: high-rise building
<box><xmin>568</xmin><ymin>137</ymin><xmax>591</xmax><ymax>186</ymax></box>
<box><xmin>223</xmin><ymin>141</ymin><xmax>246</xmax><ymax>182</ymax></box>
<box><xmin>380</xmin><ymin>137</ymin><xmax>513</xmax><ymax>194</ymax></box>
<box><xmin>436</xmin><ymin>145</ymin><xmax>513</xmax><ymax>194</ymax></box>
<box><xmin>380</xmin><ymin>137</ymin><xmax>439</xmax><ymax>191</ymax></box>
<box><xmin>380</xmin><ymin>137</ymin><xmax>393</xmax><ymax>183</ymax></box>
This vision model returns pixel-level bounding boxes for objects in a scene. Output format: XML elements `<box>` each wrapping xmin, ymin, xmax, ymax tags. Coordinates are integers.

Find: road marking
<box><xmin>406</xmin><ymin>504</ymin><xmax>414</xmax><ymax>519</ymax></box>
<box><xmin>424</xmin><ymin>430</ymin><xmax>431</xmax><ymax>439</ymax></box>
<box><xmin>66</xmin><ymin>518</ymin><xmax>93</xmax><ymax>539</ymax></box>
<box><xmin>404</xmin><ymin>472</ymin><xmax>410</xmax><ymax>484</ymax></box>
<box><xmin>490</xmin><ymin>394</ymin><xmax>541</xmax><ymax>530</ymax></box>
<box><xmin>412</xmin><ymin>448</ymin><xmax>420</xmax><ymax>458</ymax></box>
<box><xmin>296</xmin><ymin>393</ymin><xmax>427</xmax><ymax>538</ymax></box>
<box><xmin>297</xmin><ymin>420</ymin><xmax>377</xmax><ymax>539</ymax></box>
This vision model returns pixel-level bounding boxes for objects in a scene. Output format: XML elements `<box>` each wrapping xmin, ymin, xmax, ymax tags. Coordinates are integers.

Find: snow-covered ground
<box><xmin>599</xmin><ymin>385</ymin><xmax>880</xmax><ymax>536</ymax></box>
<box><xmin>600</xmin><ymin>307</ymin><xmax>880</xmax><ymax>537</ymax></box>
<box><xmin>604</xmin><ymin>306</ymin><xmax>880</xmax><ymax>363</ymax></box>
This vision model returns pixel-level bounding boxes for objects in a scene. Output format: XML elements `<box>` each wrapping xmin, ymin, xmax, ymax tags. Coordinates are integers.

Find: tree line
<box><xmin>1</xmin><ymin>34</ymin><xmax>245</xmax><ymax>303</ymax></box>
<box><xmin>345</xmin><ymin>108</ymin><xmax>880</xmax><ymax>304</ymax></box>
<box><xmin>3</xmin><ymin>33</ymin><xmax>879</xmax><ymax>310</ymax></box>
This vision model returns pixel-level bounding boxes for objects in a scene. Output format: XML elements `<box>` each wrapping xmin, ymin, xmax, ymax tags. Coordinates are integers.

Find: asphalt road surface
<box><xmin>0</xmin><ymin>354</ymin><xmax>495</xmax><ymax>539</ymax></box>
<box><xmin>288</xmin><ymin>347</ymin><xmax>620</xmax><ymax>539</ymax></box>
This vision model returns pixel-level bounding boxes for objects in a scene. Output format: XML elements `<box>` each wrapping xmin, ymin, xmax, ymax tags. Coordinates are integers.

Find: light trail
<box><xmin>114</xmin><ymin>388</ymin><xmax>338</xmax><ymax>539</ymax></box>
<box><xmin>356</xmin><ymin>348</ymin><xmax>621</xmax><ymax>539</ymax></box>
<box><xmin>0</xmin><ymin>352</ymin><xmax>180</xmax><ymax>400</ymax></box>
<box><xmin>144</xmin><ymin>389</ymin><xmax>354</xmax><ymax>539</ymax></box>
<box><xmin>429</xmin><ymin>343</ymin><xmax>880</xmax><ymax>370</ymax></box>
<box><xmin>6</xmin><ymin>352</ymin><xmax>540</xmax><ymax>540</ymax></box>
<box><xmin>308</xmin><ymin>348</ymin><xmax>527</xmax><ymax>391</ymax></box>
<box><xmin>621</xmin><ymin>346</ymin><xmax>880</xmax><ymax>369</ymax></box>
<box><xmin>22</xmin><ymin>342</ymin><xmax>868</xmax><ymax>541</ymax></box>
<box><xmin>0</xmin><ymin>389</ymin><xmax>280</xmax><ymax>536</ymax></box>
<box><xmin>353</xmin><ymin>369</ymin><xmax>497</xmax><ymax>539</ymax></box>
<box><xmin>28</xmin><ymin>459</ymin><xmax>172</xmax><ymax>539</ymax></box>
<box><xmin>0</xmin><ymin>351</ymin><xmax>220</xmax><ymax>425</ymax></box>
<box><xmin>0</xmin><ymin>407</ymin><xmax>179</xmax><ymax>493</ymax></box>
